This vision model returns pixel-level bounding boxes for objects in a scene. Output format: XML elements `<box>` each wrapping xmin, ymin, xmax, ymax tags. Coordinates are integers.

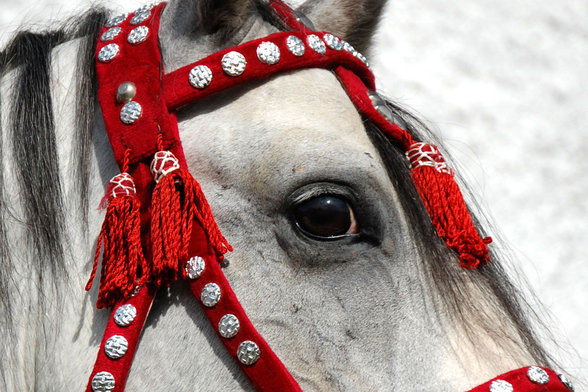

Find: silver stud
<box><xmin>116</xmin><ymin>82</ymin><xmax>136</xmax><ymax>103</ymax></box>
<box><xmin>127</xmin><ymin>26</ymin><xmax>149</xmax><ymax>44</ymax></box>
<box><xmin>558</xmin><ymin>372</ymin><xmax>574</xmax><ymax>391</ymax></box>
<box><xmin>104</xmin><ymin>335</ymin><xmax>128</xmax><ymax>359</ymax></box>
<box><xmin>91</xmin><ymin>371</ymin><xmax>115</xmax><ymax>392</ymax></box>
<box><xmin>130</xmin><ymin>10</ymin><xmax>151</xmax><ymax>25</ymax></box>
<box><xmin>218</xmin><ymin>314</ymin><xmax>240</xmax><ymax>338</ymax></box>
<box><xmin>97</xmin><ymin>44</ymin><xmax>120</xmax><ymax>63</ymax></box>
<box><xmin>323</xmin><ymin>33</ymin><xmax>343</xmax><ymax>51</ymax></box>
<box><xmin>221</xmin><ymin>51</ymin><xmax>247</xmax><ymax>76</ymax></box>
<box><xmin>134</xmin><ymin>4</ymin><xmax>153</xmax><ymax>14</ymax></box>
<box><xmin>237</xmin><ymin>341</ymin><xmax>260</xmax><ymax>365</ymax></box>
<box><xmin>286</xmin><ymin>36</ymin><xmax>305</xmax><ymax>57</ymax></box>
<box><xmin>342</xmin><ymin>40</ymin><xmax>358</xmax><ymax>56</ymax></box>
<box><xmin>188</xmin><ymin>65</ymin><xmax>213</xmax><ymax>89</ymax></box>
<box><xmin>527</xmin><ymin>366</ymin><xmax>549</xmax><ymax>384</ymax></box>
<box><xmin>101</xmin><ymin>27</ymin><xmax>122</xmax><ymax>42</ymax></box>
<box><xmin>256</xmin><ymin>42</ymin><xmax>281</xmax><ymax>65</ymax></box>
<box><xmin>105</xmin><ymin>14</ymin><xmax>126</xmax><ymax>28</ymax></box>
<box><xmin>113</xmin><ymin>304</ymin><xmax>137</xmax><ymax>327</ymax></box>
<box><xmin>356</xmin><ymin>52</ymin><xmax>369</xmax><ymax>67</ymax></box>
<box><xmin>489</xmin><ymin>380</ymin><xmax>513</xmax><ymax>392</ymax></box>
<box><xmin>307</xmin><ymin>34</ymin><xmax>326</xmax><ymax>54</ymax></box>
<box><xmin>201</xmin><ymin>283</ymin><xmax>221</xmax><ymax>307</ymax></box>
<box><xmin>185</xmin><ymin>256</ymin><xmax>205</xmax><ymax>279</ymax></box>
<box><xmin>120</xmin><ymin>101</ymin><xmax>142</xmax><ymax>125</ymax></box>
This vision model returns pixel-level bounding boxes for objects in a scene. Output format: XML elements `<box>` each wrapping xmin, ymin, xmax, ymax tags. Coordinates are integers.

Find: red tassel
<box><xmin>407</xmin><ymin>143</ymin><xmax>492</xmax><ymax>269</ymax></box>
<box><xmin>150</xmin><ymin>151</ymin><xmax>232</xmax><ymax>287</ymax></box>
<box><xmin>86</xmin><ymin>173</ymin><xmax>149</xmax><ymax>308</ymax></box>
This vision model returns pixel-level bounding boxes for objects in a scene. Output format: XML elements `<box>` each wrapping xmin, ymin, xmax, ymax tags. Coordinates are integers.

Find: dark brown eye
<box><xmin>294</xmin><ymin>196</ymin><xmax>358</xmax><ymax>239</ymax></box>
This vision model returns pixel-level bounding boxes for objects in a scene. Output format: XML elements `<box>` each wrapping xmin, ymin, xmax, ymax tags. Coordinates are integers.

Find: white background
<box><xmin>1</xmin><ymin>0</ymin><xmax>586</xmax><ymax>383</ymax></box>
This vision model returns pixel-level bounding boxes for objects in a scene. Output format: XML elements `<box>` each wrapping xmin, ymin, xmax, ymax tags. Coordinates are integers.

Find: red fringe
<box><xmin>410</xmin><ymin>165</ymin><xmax>492</xmax><ymax>269</ymax></box>
<box><xmin>150</xmin><ymin>168</ymin><xmax>232</xmax><ymax>287</ymax></box>
<box><xmin>86</xmin><ymin>196</ymin><xmax>148</xmax><ymax>308</ymax></box>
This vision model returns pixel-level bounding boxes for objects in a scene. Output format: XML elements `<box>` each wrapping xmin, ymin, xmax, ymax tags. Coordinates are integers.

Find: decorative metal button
<box><xmin>100</xmin><ymin>27</ymin><xmax>122</xmax><ymax>42</ymax></box>
<box><xmin>128</xmin><ymin>26</ymin><xmax>149</xmax><ymax>44</ymax></box>
<box><xmin>307</xmin><ymin>34</ymin><xmax>326</xmax><ymax>54</ymax></box>
<box><xmin>97</xmin><ymin>44</ymin><xmax>120</xmax><ymax>63</ymax></box>
<box><xmin>221</xmin><ymin>51</ymin><xmax>247</xmax><ymax>76</ymax></box>
<box><xmin>116</xmin><ymin>82</ymin><xmax>137</xmax><ymax>103</ymax></box>
<box><xmin>527</xmin><ymin>366</ymin><xmax>549</xmax><ymax>384</ymax></box>
<box><xmin>113</xmin><ymin>304</ymin><xmax>137</xmax><ymax>327</ymax></box>
<box><xmin>256</xmin><ymin>42</ymin><xmax>280</xmax><ymax>65</ymax></box>
<box><xmin>120</xmin><ymin>101</ymin><xmax>142</xmax><ymax>125</ymax></box>
<box><xmin>286</xmin><ymin>35</ymin><xmax>305</xmax><ymax>56</ymax></box>
<box><xmin>188</xmin><ymin>65</ymin><xmax>213</xmax><ymax>89</ymax></box>
<box><xmin>91</xmin><ymin>371</ymin><xmax>115</xmax><ymax>392</ymax></box>
<box><xmin>218</xmin><ymin>314</ymin><xmax>240</xmax><ymax>338</ymax></box>
<box><xmin>237</xmin><ymin>341</ymin><xmax>260</xmax><ymax>365</ymax></box>
<box><xmin>185</xmin><ymin>256</ymin><xmax>205</xmax><ymax>279</ymax></box>
<box><xmin>558</xmin><ymin>372</ymin><xmax>574</xmax><ymax>391</ymax></box>
<box><xmin>104</xmin><ymin>335</ymin><xmax>128</xmax><ymax>359</ymax></box>
<box><xmin>130</xmin><ymin>10</ymin><xmax>151</xmax><ymax>25</ymax></box>
<box><xmin>489</xmin><ymin>380</ymin><xmax>513</xmax><ymax>392</ymax></box>
<box><xmin>323</xmin><ymin>33</ymin><xmax>343</xmax><ymax>51</ymax></box>
<box><xmin>201</xmin><ymin>283</ymin><xmax>221</xmax><ymax>307</ymax></box>
<box><xmin>356</xmin><ymin>52</ymin><xmax>369</xmax><ymax>67</ymax></box>
<box><xmin>342</xmin><ymin>41</ymin><xmax>358</xmax><ymax>56</ymax></box>
<box><xmin>105</xmin><ymin>14</ymin><xmax>126</xmax><ymax>28</ymax></box>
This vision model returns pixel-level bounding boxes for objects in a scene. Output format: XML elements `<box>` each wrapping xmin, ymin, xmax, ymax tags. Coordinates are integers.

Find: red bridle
<box><xmin>85</xmin><ymin>2</ymin><xmax>574</xmax><ymax>391</ymax></box>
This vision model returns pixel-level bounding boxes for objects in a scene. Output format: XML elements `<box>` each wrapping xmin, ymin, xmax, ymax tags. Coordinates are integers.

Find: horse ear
<box><xmin>297</xmin><ymin>0</ymin><xmax>387</xmax><ymax>54</ymax></box>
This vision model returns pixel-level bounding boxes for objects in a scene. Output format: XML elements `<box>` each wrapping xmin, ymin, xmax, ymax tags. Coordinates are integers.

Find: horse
<box><xmin>0</xmin><ymin>0</ymin><xmax>579</xmax><ymax>390</ymax></box>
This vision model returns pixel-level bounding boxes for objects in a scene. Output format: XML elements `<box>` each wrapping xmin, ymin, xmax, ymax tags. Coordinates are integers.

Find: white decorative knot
<box><xmin>406</xmin><ymin>143</ymin><xmax>453</xmax><ymax>175</ymax></box>
<box><xmin>150</xmin><ymin>150</ymin><xmax>180</xmax><ymax>183</ymax></box>
<box><xmin>110</xmin><ymin>173</ymin><xmax>136</xmax><ymax>198</ymax></box>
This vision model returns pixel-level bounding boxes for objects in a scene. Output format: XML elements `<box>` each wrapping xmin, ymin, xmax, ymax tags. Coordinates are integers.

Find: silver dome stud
<box><xmin>116</xmin><ymin>82</ymin><xmax>136</xmax><ymax>103</ymax></box>
<box><xmin>91</xmin><ymin>371</ymin><xmax>115</xmax><ymax>392</ymax></box>
<box><xmin>201</xmin><ymin>283</ymin><xmax>221</xmax><ymax>307</ymax></box>
<box><xmin>130</xmin><ymin>10</ymin><xmax>151</xmax><ymax>25</ymax></box>
<box><xmin>97</xmin><ymin>44</ymin><xmax>120</xmax><ymax>63</ymax></box>
<box><xmin>105</xmin><ymin>14</ymin><xmax>126</xmax><ymax>28</ymax></box>
<box><xmin>527</xmin><ymin>366</ymin><xmax>549</xmax><ymax>384</ymax></box>
<box><xmin>120</xmin><ymin>101</ymin><xmax>142</xmax><ymax>125</ymax></box>
<box><xmin>256</xmin><ymin>42</ymin><xmax>281</xmax><ymax>65</ymax></box>
<box><xmin>237</xmin><ymin>341</ymin><xmax>260</xmax><ymax>365</ymax></box>
<box><xmin>218</xmin><ymin>314</ymin><xmax>240</xmax><ymax>338</ymax></box>
<box><xmin>185</xmin><ymin>256</ymin><xmax>205</xmax><ymax>279</ymax></box>
<box><xmin>221</xmin><ymin>51</ymin><xmax>247</xmax><ymax>76</ymax></box>
<box><xmin>286</xmin><ymin>36</ymin><xmax>305</xmax><ymax>57</ymax></box>
<box><xmin>188</xmin><ymin>65</ymin><xmax>213</xmax><ymax>89</ymax></box>
<box><xmin>127</xmin><ymin>26</ymin><xmax>149</xmax><ymax>44</ymax></box>
<box><xmin>489</xmin><ymin>379</ymin><xmax>513</xmax><ymax>392</ymax></box>
<box><xmin>307</xmin><ymin>34</ymin><xmax>326</xmax><ymax>54</ymax></box>
<box><xmin>323</xmin><ymin>33</ymin><xmax>343</xmax><ymax>51</ymax></box>
<box><xmin>113</xmin><ymin>304</ymin><xmax>137</xmax><ymax>327</ymax></box>
<box><xmin>104</xmin><ymin>335</ymin><xmax>129</xmax><ymax>359</ymax></box>
<box><xmin>100</xmin><ymin>27</ymin><xmax>122</xmax><ymax>42</ymax></box>
<box><xmin>558</xmin><ymin>372</ymin><xmax>574</xmax><ymax>391</ymax></box>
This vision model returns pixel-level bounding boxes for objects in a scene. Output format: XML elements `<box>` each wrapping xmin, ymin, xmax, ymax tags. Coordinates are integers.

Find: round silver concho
<box><xmin>130</xmin><ymin>10</ymin><xmax>151</xmax><ymax>25</ymax></box>
<box><xmin>105</xmin><ymin>14</ymin><xmax>126</xmax><ymax>28</ymax></box>
<box><xmin>100</xmin><ymin>27</ymin><xmax>122</xmax><ymax>42</ymax></box>
<box><xmin>113</xmin><ymin>304</ymin><xmax>137</xmax><ymax>327</ymax></box>
<box><xmin>201</xmin><ymin>283</ymin><xmax>221</xmax><ymax>307</ymax></box>
<box><xmin>489</xmin><ymin>379</ymin><xmax>513</xmax><ymax>392</ymax></box>
<box><xmin>104</xmin><ymin>335</ymin><xmax>129</xmax><ymax>359</ymax></box>
<box><xmin>527</xmin><ymin>366</ymin><xmax>549</xmax><ymax>384</ymax></box>
<box><xmin>127</xmin><ymin>26</ymin><xmax>149</xmax><ymax>44</ymax></box>
<box><xmin>185</xmin><ymin>255</ymin><xmax>206</xmax><ymax>279</ymax></box>
<box><xmin>323</xmin><ymin>33</ymin><xmax>343</xmax><ymax>51</ymax></box>
<box><xmin>218</xmin><ymin>314</ymin><xmax>240</xmax><ymax>338</ymax></box>
<box><xmin>97</xmin><ymin>44</ymin><xmax>120</xmax><ymax>63</ymax></box>
<box><xmin>256</xmin><ymin>41</ymin><xmax>280</xmax><ymax>65</ymax></box>
<box><xmin>188</xmin><ymin>65</ymin><xmax>213</xmax><ymax>89</ymax></box>
<box><xmin>237</xmin><ymin>341</ymin><xmax>260</xmax><ymax>365</ymax></box>
<box><xmin>91</xmin><ymin>371</ymin><xmax>115</xmax><ymax>392</ymax></box>
<box><xmin>120</xmin><ymin>101</ymin><xmax>142</xmax><ymax>125</ymax></box>
<box><xmin>286</xmin><ymin>35</ymin><xmax>305</xmax><ymax>56</ymax></box>
<box><xmin>221</xmin><ymin>51</ymin><xmax>247</xmax><ymax>76</ymax></box>
<box><xmin>307</xmin><ymin>34</ymin><xmax>326</xmax><ymax>54</ymax></box>
<box><xmin>558</xmin><ymin>372</ymin><xmax>574</xmax><ymax>391</ymax></box>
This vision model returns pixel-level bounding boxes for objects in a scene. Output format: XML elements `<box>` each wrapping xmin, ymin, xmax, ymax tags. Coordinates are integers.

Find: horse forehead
<box><xmin>179</xmin><ymin>69</ymin><xmax>381</xmax><ymax>182</ymax></box>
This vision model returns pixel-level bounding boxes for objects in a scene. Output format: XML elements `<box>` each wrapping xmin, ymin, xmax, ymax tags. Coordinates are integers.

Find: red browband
<box><xmin>85</xmin><ymin>1</ymin><xmax>573</xmax><ymax>392</ymax></box>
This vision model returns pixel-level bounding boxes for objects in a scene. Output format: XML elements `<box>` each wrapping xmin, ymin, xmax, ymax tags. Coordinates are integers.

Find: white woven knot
<box><xmin>150</xmin><ymin>150</ymin><xmax>180</xmax><ymax>183</ymax></box>
<box><xmin>110</xmin><ymin>172</ymin><xmax>136</xmax><ymax>198</ymax></box>
<box><xmin>406</xmin><ymin>142</ymin><xmax>453</xmax><ymax>175</ymax></box>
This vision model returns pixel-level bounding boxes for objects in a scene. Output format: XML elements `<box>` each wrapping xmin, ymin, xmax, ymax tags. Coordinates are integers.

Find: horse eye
<box><xmin>294</xmin><ymin>196</ymin><xmax>358</xmax><ymax>239</ymax></box>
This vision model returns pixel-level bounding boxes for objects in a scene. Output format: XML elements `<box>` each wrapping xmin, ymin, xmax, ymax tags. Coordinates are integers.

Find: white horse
<box><xmin>0</xmin><ymin>0</ymin><xmax>578</xmax><ymax>390</ymax></box>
